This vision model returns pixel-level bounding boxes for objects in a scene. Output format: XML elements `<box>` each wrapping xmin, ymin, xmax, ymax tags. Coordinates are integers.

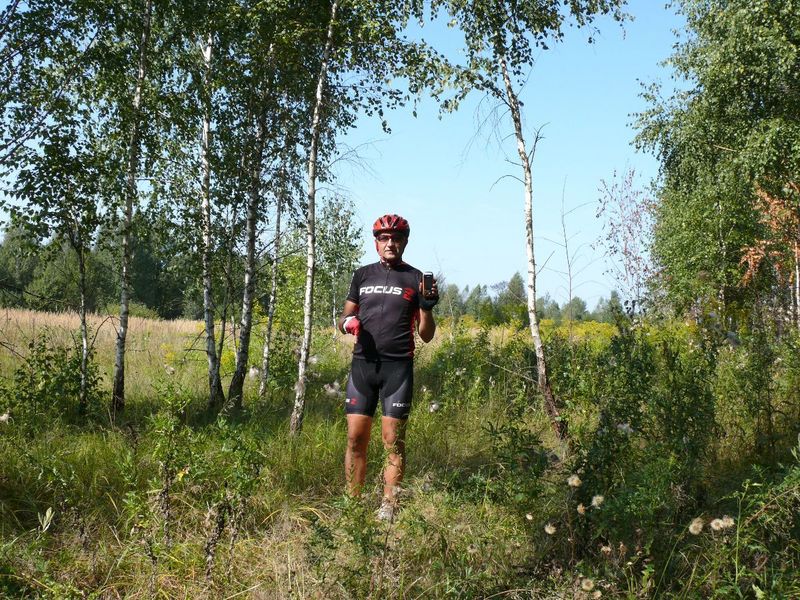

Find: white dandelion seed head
<box><xmin>591</xmin><ymin>495</ymin><xmax>604</xmax><ymax>508</ymax></box>
<box><xmin>0</xmin><ymin>412</ymin><xmax>9</xmax><ymax>423</ymax></box>
<box><xmin>581</xmin><ymin>578</ymin><xmax>595</xmax><ymax>592</ymax></box>
<box><xmin>544</xmin><ymin>523</ymin><xmax>556</xmax><ymax>535</ymax></box>
<box><xmin>600</xmin><ymin>545</ymin><xmax>612</xmax><ymax>555</ymax></box>
<box><xmin>592</xmin><ymin>591</ymin><xmax>602</xmax><ymax>599</ymax></box>
<box><xmin>721</xmin><ymin>515</ymin><xmax>735</xmax><ymax>529</ymax></box>
<box><xmin>689</xmin><ymin>517</ymin><xmax>704</xmax><ymax>535</ymax></box>
<box><xmin>567</xmin><ymin>474</ymin><xmax>582</xmax><ymax>488</ymax></box>
<box><xmin>710</xmin><ymin>518</ymin><xmax>724</xmax><ymax>531</ymax></box>
<box><xmin>525</xmin><ymin>513</ymin><xmax>534</xmax><ymax>521</ymax></box>
<box><xmin>577</xmin><ymin>503</ymin><xmax>586</xmax><ymax>515</ymax></box>
<box><xmin>429</xmin><ymin>402</ymin><xmax>440</xmax><ymax>413</ymax></box>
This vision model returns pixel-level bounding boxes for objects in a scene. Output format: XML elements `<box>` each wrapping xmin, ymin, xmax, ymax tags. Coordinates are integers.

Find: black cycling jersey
<box><xmin>346</xmin><ymin>261</ymin><xmax>422</xmax><ymax>361</ymax></box>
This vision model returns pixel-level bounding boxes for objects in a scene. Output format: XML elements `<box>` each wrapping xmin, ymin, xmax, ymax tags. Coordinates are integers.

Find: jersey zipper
<box><xmin>379</xmin><ymin>265</ymin><xmax>390</xmax><ymax>345</ymax></box>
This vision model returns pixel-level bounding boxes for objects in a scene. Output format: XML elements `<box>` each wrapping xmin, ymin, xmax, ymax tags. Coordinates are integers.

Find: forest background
<box><xmin>0</xmin><ymin>0</ymin><xmax>799</xmax><ymax>598</ymax></box>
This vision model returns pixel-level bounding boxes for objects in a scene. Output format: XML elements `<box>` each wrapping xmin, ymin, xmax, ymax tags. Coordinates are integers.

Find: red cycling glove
<box><xmin>342</xmin><ymin>315</ymin><xmax>361</xmax><ymax>337</ymax></box>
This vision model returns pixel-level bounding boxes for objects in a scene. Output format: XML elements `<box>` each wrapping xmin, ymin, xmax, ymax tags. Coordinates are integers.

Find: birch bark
<box><xmin>499</xmin><ymin>52</ymin><xmax>566</xmax><ymax>442</ymax></box>
<box><xmin>795</xmin><ymin>241</ymin><xmax>800</xmax><ymax>328</ymax></box>
<box><xmin>290</xmin><ymin>0</ymin><xmax>338</xmax><ymax>435</ymax></box>
<box><xmin>229</xmin><ymin>111</ymin><xmax>267</xmax><ymax>409</ymax></box>
<box><xmin>259</xmin><ymin>192</ymin><xmax>282</xmax><ymax>398</ymax></box>
<box><xmin>76</xmin><ymin>233</ymin><xmax>89</xmax><ymax>415</ymax></box>
<box><xmin>201</xmin><ymin>32</ymin><xmax>225</xmax><ymax>410</ymax></box>
<box><xmin>112</xmin><ymin>0</ymin><xmax>152</xmax><ymax>415</ymax></box>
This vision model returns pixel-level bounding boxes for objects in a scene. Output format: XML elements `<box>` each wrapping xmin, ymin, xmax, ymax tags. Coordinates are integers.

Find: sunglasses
<box><xmin>375</xmin><ymin>233</ymin><xmax>407</xmax><ymax>243</ymax></box>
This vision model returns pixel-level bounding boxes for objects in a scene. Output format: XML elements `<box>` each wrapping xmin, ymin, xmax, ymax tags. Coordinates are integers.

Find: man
<box><xmin>338</xmin><ymin>213</ymin><xmax>438</xmax><ymax>520</ymax></box>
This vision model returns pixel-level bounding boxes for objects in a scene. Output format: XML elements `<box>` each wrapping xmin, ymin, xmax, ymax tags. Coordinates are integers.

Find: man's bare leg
<box><xmin>381</xmin><ymin>416</ymin><xmax>406</xmax><ymax>501</ymax></box>
<box><xmin>345</xmin><ymin>414</ymin><xmax>372</xmax><ymax>496</ymax></box>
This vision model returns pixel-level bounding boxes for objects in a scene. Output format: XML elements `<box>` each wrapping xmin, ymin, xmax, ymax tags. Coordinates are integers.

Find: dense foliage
<box><xmin>637</xmin><ymin>0</ymin><xmax>800</xmax><ymax>325</ymax></box>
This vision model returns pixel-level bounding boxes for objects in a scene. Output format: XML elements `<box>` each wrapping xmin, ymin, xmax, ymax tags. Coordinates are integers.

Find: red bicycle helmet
<box><xmin>372</xmin><ymin>214</ymin><xmax>410</xmax><ymax>237</ymax></box>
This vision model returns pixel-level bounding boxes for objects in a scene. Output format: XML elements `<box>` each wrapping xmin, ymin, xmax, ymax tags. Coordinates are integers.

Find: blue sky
<box><xmin>332</xmin><ymin>2</ymin><xmax>686</xmax><ymax>308</ymax></box>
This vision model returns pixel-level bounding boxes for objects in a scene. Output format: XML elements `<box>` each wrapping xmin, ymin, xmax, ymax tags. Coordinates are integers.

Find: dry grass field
<box><xmin>0</xmin><ymin>307</ymin><xmax>376</xmax><ymax>405</ymax></box>
<box><xmin>0</xmin><ymin>307</ymin><xmax>212</xmax><ymax>401</ymax></box>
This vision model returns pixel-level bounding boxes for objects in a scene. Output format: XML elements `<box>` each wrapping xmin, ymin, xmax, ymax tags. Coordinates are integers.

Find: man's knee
<box><xmin>347</xmin><ymin>414</ymin><xmax>372</xmax><ymax>452</ymax></box>
<box><xmin>381</xmin><ymin>424</ymin><xmax>406</xmax><ymax>453</ymax></box>
<box><xmin>347</xmin><ymin>430</ymin><xmax>369</xmax><ymax>454</ymax></box>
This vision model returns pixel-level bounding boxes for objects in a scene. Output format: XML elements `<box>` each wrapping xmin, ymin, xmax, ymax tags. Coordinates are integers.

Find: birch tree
<box><xmin>287</xmin><ymin>0</ymin><xmax>444</xmax><ymax>433</ymax></box>
<box><xmin>258</xmin><ymin>191</ymin><xmax>283</xmax><ymax>398</ymax></box>
<box><xmin>0</xmin><ymin>0</ymin><xmax>125</xmax><ymax>415</ymax></box>
<box><xmin>436</xmin><ymin>0</ymin><xmax>627</xmax><ymax>442</ymax></box>
<box><xmin>222</xmin><ymin>1</ymin><xmax>322</xmax><ymax>410</ymax></box>
<box><xmin>198</xmin><ymin>30</ymin><xmax>225</xmax><ymax>410</ymax></box>
<box><xmin>112</xmin><ymin>0</ymin><xmax>154</xmax><ymax>414</ymax></box>
<box><xmin>289</xmin><ymin>0</ymin><xmax>339</xmax><ymax>435</ymax></box>
<box><xmin>227</xmin><ymin>104</ymin><xmax>266</xmax><ymax>409</ymax></box>
<box><xmin>224</xmin><ymin>0</ymin><xmax>321</xmax><ymax>410</ymax></box>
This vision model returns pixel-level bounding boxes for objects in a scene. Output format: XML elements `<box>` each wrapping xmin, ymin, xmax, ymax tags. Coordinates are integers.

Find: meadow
<box><xmin>0</xmin><ymin>308</ymin><xmax>798</xmax><ymax>598</ymax></box>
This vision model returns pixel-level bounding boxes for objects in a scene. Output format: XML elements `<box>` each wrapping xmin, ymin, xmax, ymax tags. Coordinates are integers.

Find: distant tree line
<box><xmin>0</xmin><ymin>225</ymin><xmax>621</xmax><ymax>326</ymax></box>
<box><xmin>436</xmin><ymin>272</ymin><xmax>622</xmax><ymax>327</ymax></box>
<box><xmin>0</xmin><ymin>197</ymin><xmax>361</xmax><ymax>324</ymax></box>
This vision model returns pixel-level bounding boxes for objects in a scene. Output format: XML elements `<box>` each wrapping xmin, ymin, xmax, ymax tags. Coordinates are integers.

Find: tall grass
<box><xmin>0</xmin><ymin>309</ymin><xmax>798</xmax><ymax>598</ymax></box>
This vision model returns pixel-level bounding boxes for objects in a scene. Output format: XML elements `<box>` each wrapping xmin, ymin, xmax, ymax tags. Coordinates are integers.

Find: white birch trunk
<box><xmin>331</xmin><ymin>266</ymin><xmax>338</xmax><ymax>333</ymax></box>
<box><xmin>201</xmin><ymin>33</ymin><xmax>224</xmax><ymax>410</ymax></box>
<box><xmin>499</xmin><ymin>54</ymin><xmax>566</xmax><ymax>442</ymax></box>
<box><xmin>228</xmin><ymin>113</ymin><xmax>266</xmax><ymax>408</ymax></box>
<box><xmin>290</xmin><ymin>0</ymin><xmax>338</xmax><ymax>435</ymax></box>
<box><xmin>259</xmin><ymin>193</ymin><xmax>282</xmax><ymax>398</ymax></box>
<box><xmin>794</xmin><ymin>241</ymin><xmax>799</xmax><ymax>329</ymax></box>
<box><xmin>77</xmin><ymin>238</ymin><xmax>89</xmax><ymax>415</ymax></box>
<box><xmin>112</xmin><ymin>0</ymin><xmax>152</xmax><ymax>415</ymax></box>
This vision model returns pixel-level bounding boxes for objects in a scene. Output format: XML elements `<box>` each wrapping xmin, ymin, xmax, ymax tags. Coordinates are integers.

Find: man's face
<box><xmin>374</xmin><ymin>231</ymin><xmax>408</xmax><ymax>265</ymax></box>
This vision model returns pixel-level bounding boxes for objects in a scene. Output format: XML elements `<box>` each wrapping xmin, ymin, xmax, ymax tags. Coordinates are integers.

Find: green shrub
<box><xmin>566</xmin><ymin>319</ymin><xmax>717</xmax><ymax>564</ymax></box>
<box><xmin>0</xmin><ymin>332</ymin><xmax>102</xmax><ymax>431</ymax></box>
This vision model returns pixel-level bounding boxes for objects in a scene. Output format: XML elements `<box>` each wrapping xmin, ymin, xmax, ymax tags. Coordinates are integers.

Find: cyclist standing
<box><xmin>338</xmin><ymin>214</ymin><xmax>438</xmax><ymax>520</ymax></box>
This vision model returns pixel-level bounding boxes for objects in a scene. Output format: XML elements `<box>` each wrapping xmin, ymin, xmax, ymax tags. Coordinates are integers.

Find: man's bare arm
<box><xmin>418</xmin><ymin>308</ymin><xmax>436</xmax><ymax>342</ymax></box>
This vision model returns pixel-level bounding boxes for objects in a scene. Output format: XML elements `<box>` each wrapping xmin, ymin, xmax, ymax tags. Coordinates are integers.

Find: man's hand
<box><xmin>343</xmin><ymin>315</ymin><xmax>361</xmax><ymax>337</ymax></box>
<box><xmin>419</xmin><ymin>278</ymin><xmax>439</xmax><ymax>311</ymax></box>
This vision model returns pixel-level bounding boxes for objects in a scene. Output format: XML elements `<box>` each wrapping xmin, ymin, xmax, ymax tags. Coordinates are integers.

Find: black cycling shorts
<box><xmin>344</xmin><ymin>359</ymin><xmax>414</xmax><ymax>419</ymax></box>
